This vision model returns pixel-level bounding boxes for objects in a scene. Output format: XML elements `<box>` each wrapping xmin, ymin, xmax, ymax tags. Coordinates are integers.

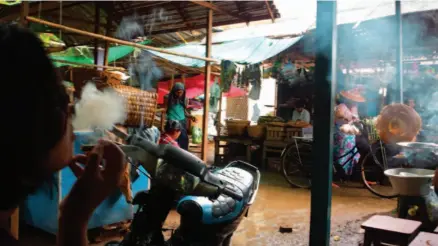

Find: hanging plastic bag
<box><xmin>0</xmin><ymin>0</ymin><xmax>20</xmax><ymax>6</ymax></box>
<box><xmin>191</xmin><ymin>126</ymin><xmax>202</xmax><ymax>144</ymax></box>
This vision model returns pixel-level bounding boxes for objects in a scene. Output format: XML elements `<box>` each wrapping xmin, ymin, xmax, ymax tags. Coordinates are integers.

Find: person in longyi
<box><xmin>333</xmin><ymin>87</ymin><xmax>365</xmax><ymax>188</ymax></box>
<box><xmin>164</xmin><ymin>83</ymin><xmax>196</xmax><ymax>150</ymax></box>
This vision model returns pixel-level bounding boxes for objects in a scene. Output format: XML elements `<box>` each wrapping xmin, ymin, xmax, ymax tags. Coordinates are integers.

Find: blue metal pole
<box><xmin>309</xmin><ymin>1</ymin><xmax>337</xmax><ymax>245</ymax></box>
<box><xmin>395</xmin><ymin>0</ymin><xmax>403</xmax><ymax>103</ymax></box>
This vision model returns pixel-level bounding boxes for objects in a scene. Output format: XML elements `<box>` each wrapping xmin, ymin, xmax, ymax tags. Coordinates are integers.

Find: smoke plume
<box><xmin>72</xmin><ymin>83</ymin><xmax>127</xmax><ymax>131</ymax></box>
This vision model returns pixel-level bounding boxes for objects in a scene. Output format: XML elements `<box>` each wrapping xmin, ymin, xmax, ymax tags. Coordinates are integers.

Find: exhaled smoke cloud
<box><xmin>73</xmin><ymin>83</ymin><xmax>127</xmax><ymax>131</ymax></box>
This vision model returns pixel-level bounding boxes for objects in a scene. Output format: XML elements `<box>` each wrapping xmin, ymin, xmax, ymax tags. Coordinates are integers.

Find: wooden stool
<box><xmin>361</xmin><ymin>215</ymin><xmax>421</xmax><ymax>246</ymax></box>
<box><xmin>409</xmin><ymin>232</ymin><xmax>438</xmax><ymax>245</ymax></box>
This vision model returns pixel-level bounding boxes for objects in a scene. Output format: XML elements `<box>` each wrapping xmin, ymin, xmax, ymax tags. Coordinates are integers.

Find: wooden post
<box><xmin>181</xmin><ymin>74</ymin><xmax>186</xmax><ymax>85</ymax></box>
<box><xmin>274</xmin><ymin>80</ymin><xmax>278</xmax><ymax>116</ymax></box>
<box><xmin>216</xmin><ymin>90</ymin><xmax>223</xmax><ymax>136</ymax></box>
<box><xmin>26</xmin><ymin>17</ymin><xmax>219</xmax><ymax>63</ymax></box>
<box><xmin>94</xmin><ymin>3</ymin><xmax>100</xmax><ymax>66</ymax></box>
<box><xmin>201</xmin><ymin>8</ymin><xmax>213</xmax><ymax>162</ymax></box>
<box><xmin>170</xmin><ymin>73</ymin><xmax>175</xmax><ymax>90</ymax></box>
<box><xmin>395</xmin><ymin>0</ymin><xmax>403</xmax><ymax>103</ymax></box>
<box><xmin>309</xmin><ymin>1</ymin><xmax>337</xmax><ymax>245</ymax></box>
<box><xmin>10</xmin><ymin>208</ymin><xmax>19</xmax><ymax>240</ymax></box>
<box><xmin>103</xmin><ymin>4</ymin><xmax>113</xmax><ymax>68</ymax></box>
<box><xmin>19</xmin><ymin>1</ymin><xmax>29</xmax><ymax>27</ymax></box>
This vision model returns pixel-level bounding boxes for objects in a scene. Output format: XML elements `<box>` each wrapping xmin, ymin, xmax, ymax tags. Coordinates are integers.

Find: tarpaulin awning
<box><xmin>149</xmin><ymin>36</ymin><xmax>302</xmax><ymax>67</ymax></box>
<box><xmin>157</xmin><ymin>74</ymin><xmax>246</xmax><ymax>104</ymax></box>
<box><xmin>50</xmin><ymin>40</ymin><xmax>150</xmax><ymax>67</ymax></box>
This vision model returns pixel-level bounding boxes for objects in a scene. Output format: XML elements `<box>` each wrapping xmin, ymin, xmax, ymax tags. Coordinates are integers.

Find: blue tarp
<box><xmin>149</xmin><ymin>36</ymin><xmax>302</xmax><ymax>67</ymax></box>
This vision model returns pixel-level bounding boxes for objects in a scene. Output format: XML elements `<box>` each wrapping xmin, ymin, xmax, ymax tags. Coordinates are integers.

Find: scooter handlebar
<box><xmin>126</xmin><ymin>134</ymin><xmax>244</xmax><ymax>201</ymax></box>
<box><xmin>127</xmin><ymin>134</ymin><xmax>207</xmax><ymax>177</ymax></box>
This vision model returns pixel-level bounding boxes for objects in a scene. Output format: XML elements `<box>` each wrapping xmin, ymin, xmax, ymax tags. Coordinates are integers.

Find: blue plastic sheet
<box><xmin>149</xmin><ymin>36</ymin><xmax>302</xmax><ymax>67</ymax></box>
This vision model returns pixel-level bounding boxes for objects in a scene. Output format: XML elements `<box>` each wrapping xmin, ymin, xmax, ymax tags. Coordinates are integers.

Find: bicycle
<box><xmin>280</xmin><ymin>121</ymin><xmax>399</xmax><ymax>198</ymax></box>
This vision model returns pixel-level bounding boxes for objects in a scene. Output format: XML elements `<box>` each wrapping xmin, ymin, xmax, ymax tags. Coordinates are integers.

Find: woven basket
<box><xmin>226</xmin><ymin>120</ymin><xmax>250</xmax><ymax>136</ymax></box>
<box><xmin>102</xmin><ymin>71</ymin><xmax>123</xmax><ymax>85</ymax></box>
<box><xmin>266</xmin><ymin>123</ymin><xmax>286</xmax><ymax>141</ymax></box>
<box><xmin>248</xmin><ymin>125</ymin><xmax>265</xmax><ymax>139</ymax></box>
<box><xmin>108</xmin><ymin>83</ymin><xmax>157</xmax><ymax>127</ymax></box>
<box><xmin>285</xmin><ymin>127</ymin><xmax>303</xmax><ymax>142</ymax></box>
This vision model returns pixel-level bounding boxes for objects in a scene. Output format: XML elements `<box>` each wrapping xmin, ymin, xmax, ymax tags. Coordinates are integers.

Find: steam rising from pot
<box><xmin>115</xmin><ymin>13</ymin><xmax>163</xmax><ymax>91</ymax></box>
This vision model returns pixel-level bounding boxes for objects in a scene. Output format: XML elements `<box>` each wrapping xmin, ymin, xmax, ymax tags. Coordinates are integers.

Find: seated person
<box><xmin>0</xmin><ymin>24</ymin><xmax>125</xmax><ymax>246</ymax></box>
<box><xmin>159</xmin><ymin>120</ymin><xmax>182</xmax><ymax>147</ymax></box>
<box><xmin>291</xmin><ymin>100</ymin><xmax>310</xmax><ymax>123</ymax></box>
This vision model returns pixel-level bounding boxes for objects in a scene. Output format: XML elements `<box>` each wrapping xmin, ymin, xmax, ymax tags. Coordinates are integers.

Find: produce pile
<box><xmin>257</xmin><ymin>116</ymin><xmax>284</xmax><ymax>125</ymax></box>
<box><xmin>362</xmin><ymin>117</ymin><xmax>379</xmax><ymax>143</ymax></box>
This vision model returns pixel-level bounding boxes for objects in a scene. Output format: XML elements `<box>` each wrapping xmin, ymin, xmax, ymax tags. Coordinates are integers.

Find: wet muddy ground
<box><xmin>21</xmin><ymin>171</ymin><xmax>396</xmax><ymax>246</ymax></box>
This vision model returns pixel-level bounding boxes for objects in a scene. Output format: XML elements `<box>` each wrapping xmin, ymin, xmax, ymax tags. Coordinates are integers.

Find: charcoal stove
<box><xmin>385</xmin><ymin>142</ymin><xmax>438</xmax><ymax>231</ymax></box>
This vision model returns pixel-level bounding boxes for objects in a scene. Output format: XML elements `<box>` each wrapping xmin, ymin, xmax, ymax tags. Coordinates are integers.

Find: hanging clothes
<box><xmin>248</xmin><ymin>63</ymin><xmax>262</xmax><ymax>100</ymax></box>
<box><xmin>220</xmin><ymin>60</ymin><xmax>237</xmax><ymax>92</ymax></box>
<box><xmin>209</xmin><ymin>79</ymin><xmax>221</xmax><ymax>113</ymax></box>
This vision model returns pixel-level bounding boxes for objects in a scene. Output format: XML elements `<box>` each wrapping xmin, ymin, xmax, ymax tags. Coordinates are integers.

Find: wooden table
<box><xmin>214</xmin><ymin>136</ymin><xmax>260</xmax><ymax>165</ymax></box>
<box><xmin>262</xmin><ymin>140</ymin><xmax>288</xmax><ymax>170</ymax></box>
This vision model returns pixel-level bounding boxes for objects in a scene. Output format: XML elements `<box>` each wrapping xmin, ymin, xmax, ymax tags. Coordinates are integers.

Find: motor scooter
<box><xmin>101</xmin><ymin>130</ymin><xmax>260</xmax><ymax>246</ymax></box>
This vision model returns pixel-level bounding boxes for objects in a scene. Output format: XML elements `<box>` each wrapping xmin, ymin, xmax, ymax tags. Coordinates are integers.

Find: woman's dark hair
<box><xmin>166</xmin><ymin>82</ymin><xmax>186</xmax><ymax>112</ymax></box>
<box><xmin>165</xmin><ymin>120</ymin><xmax>182</xmax><ymax>133</ymax></box>
<box><xmin>0</xmin><ymin>24</ymin><xmax>69</xmax><ymax>210</ymax></box>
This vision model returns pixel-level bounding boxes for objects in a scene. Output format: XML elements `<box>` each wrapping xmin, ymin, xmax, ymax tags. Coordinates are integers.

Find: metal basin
<box><xmin>384</xmin><ymin>168</ymin><xmax>435</xmax><ymax>196</ymax></box>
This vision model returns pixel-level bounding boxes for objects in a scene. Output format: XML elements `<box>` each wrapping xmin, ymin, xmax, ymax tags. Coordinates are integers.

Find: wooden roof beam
<box><xmin>26</xmin><ymin>16</ymin><xmax>219</xmax><ymax>63</ymax></box>
<box><xmin>189</xmin><ymin>0</ymin><xmax>249</xmax><ymax>23</ymax></box>
<box><xmin>149</xmin><ymin>14</ymin><xmax>273</xmax><ymax>35</ymax></box>
<box><xmin>44</xmin><ymin>14</ymin><xmax>107</xmax><ymax>28</ymax></box>
<box><xmin>175</xmin><ymin>1</ymin><xmax>194</xmax><ymax>31</ymax></box>
<box><xmin>0</xmin><ymin>2</ymin><xmax>81</xmax><ymax>22</ymax></box>
<box><xmin>264</xmin><ymin>0</ymin><xmax>275</xmax><ymax>23</ymax></box>
<box><xmin>118</xmin><ymin>1</ymin><xmax>171</xmax><ymax>13</ymax></box>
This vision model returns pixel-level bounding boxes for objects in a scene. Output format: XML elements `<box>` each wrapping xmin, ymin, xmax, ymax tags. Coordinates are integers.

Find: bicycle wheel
<box><xmin>281</xmin><ymin>141</ymin><xmax>312</xmax><ymax>188</ymax></box>
<box><xmin>360</xmin><ymin>147</ymin><xmax>398</xmax><ymax>198</ymax></box>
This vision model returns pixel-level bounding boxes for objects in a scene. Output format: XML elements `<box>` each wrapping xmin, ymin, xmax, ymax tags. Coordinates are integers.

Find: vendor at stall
<box><xmin>333</xmin><ymin>88</ymin><xmax>365</xmax><ymax>182</ymax></box>
<box><xmin>164</xmin><ymin>83</ymin><xmax>197</xmax><ymax>150</ymax></box>
<box><xmin>291</xmin><ymin>100</ymin><xmax>311</xmax><ymax>123</ymax></box>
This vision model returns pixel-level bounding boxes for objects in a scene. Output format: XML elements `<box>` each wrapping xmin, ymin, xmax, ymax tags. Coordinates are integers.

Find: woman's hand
<box><xmin>61</xmin><ymin>139</ymin><xmax>126</xmax><ymax>220</ymax></box>
<box><xmin>58</xmin><ymin>139</ymin><xmax>126</xmax><ymax>246</ymax></box>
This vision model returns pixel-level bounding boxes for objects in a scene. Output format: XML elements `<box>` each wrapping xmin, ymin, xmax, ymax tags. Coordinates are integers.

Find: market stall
<box><xmin>5</xmin><ymin>0</ymin><xmax>280</xmax><ymax>237</ymax></box>
<box><xmin>214</xmin><ymin>115</ymin><xmax>313</xmax><ymax>170</ymax></box>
